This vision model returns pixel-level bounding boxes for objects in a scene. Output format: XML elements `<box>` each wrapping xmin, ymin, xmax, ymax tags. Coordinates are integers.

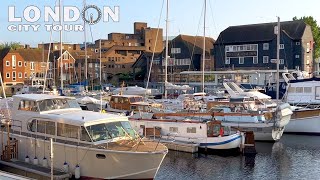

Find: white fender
<box><xmin>63</xmin><ymin>162</ymin><xmax>69</xmax><ymax>173</ymax></box>
<box><xmin>25</xmin><ymin>156</ymin><xmax>30</xmax><ymax>163</ymax></box>
<box><xmin>33</xmin><ymin>157</ymin><xmax>39</xmax><ymax>165</ymax></box>
<box><xmin>42</xmin><ymin>157</ymin><xmax>48</xmax><ymax>167</ymax></box>
<box><xmin>75</xmin><ymin>165</ymin><xmax>81</xmax><ymax>179</ymax></box>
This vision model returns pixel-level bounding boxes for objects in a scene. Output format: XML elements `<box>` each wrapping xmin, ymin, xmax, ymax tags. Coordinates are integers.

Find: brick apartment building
<box><xmin>88</xmin><ymin>22</ymin><xmax>163</xmax><ymax>85</ymax></box>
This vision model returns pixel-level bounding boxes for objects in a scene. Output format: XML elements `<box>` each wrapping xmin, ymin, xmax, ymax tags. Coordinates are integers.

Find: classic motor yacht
<box><xmin>282</xmin><ymin>72</ymin><xmax>320</xmax><ymax>134</ymax></box>
<box><xmin>0</xmin><ymin>94</ymin><xmax>168</xmax><ymax>179</ymax></box>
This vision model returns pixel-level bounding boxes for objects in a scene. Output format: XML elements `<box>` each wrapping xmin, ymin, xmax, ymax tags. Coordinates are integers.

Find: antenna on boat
<box><xmin>276</xmin><ymin>17</ymin><xmax>280</xmax><ymax>101</ymax></box>
<box><xmin>202</xmin><ymin>0</ymin><xmax>206</xmax><ymax>94</ymax></box>
<box><xmin>99</xmin><ymin>39</ymin><xmax>103</xmax><ymax>112</ymax></box>
<box><xmin>59</xmin><ymin>0</ymin><xmax>64</xmax><ymax>90</ymax></box>
<box><xmin>164</xmin><ymin>0</ymin><xmax>169</xmax><ymax>99</ymax></box>
<box><xmin>83</xmin><ymin>0</ymin><xmax>88</xmax><ymax>92</ymax></box>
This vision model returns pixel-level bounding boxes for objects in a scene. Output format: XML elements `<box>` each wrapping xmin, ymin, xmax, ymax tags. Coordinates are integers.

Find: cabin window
<box><xmin>129</xmin><ymin>97</ymin><xmax>135</xmax><ymax>103</ymax></box>
<box><xmin>288</xmin><ymin>87</ymin><xmax>295</xmax><ymax>93</ymax></box>
<box><xmin>57</xmin><ymin>123</ymin><xmax>79</xmax><ymax>139</ymax></box>
<box><xmin>114</xmin><ymin>98</ymin><xmax>119</xmax><ymax>103</ymax></box>
<box><xmin>316</xmin><ymin>87</ymin><xmax>320</xmax><ymax>99</ymax></box>
<box><xmin>80</xmin><ymin>126</ymin><xmax>91</xmax><ymax>142</ymax></box>
<box><xmin>37</xmin><ymin>120</ymin><xmax>55</xmax><ymax>135</ymax></box>
<box><xmin>86</xmin><ymin>121</ymin><xmax>132</xmax><ymax>142</ymax></box>
<box><xmin>304</xmin><ymin>87</ymin><xmax>312</xmax><ymax>93</ymax></box>
<box><xmin>296</xmin><ymin>87</ymin><xmax>303</xmax><ymax>93</ymax></box>
<box><xmin>138</xmin><ymin>106</ymin><xmax>144</xmax><ymax>111</ymax></box>
<box><xmin>187</xmin><ymin>127</ymin><xmax>196</xmax><ymax>133</ymax></box>
<box><xmin>119</xmin><ymin>98</ymin><xmax>125</xmax><ymax>103</ymax></box>
<box><xmin>27</xmin><ymin>119</ymin><xmax>37</xmax><ymax>132</ymax></box>
<box><xmin>131</xmin><ymin>106</ymin><xmax>137</xmax><ymax>110</ymax></box>
<box><xmin>18</xmin><ymin>100</ymin><xmax>38</xmax><ymax>112</ymax></box>
<box><xmin>169</xmin><ymin>127</ymin><xmax>178</xmax><ymax>133</ymax></box>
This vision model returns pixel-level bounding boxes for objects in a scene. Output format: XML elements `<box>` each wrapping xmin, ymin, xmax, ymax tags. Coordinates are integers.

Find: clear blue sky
<box><xmin>1</xmin><ymin>0</ymin><xmax>319</xmax><ymax>47</ymax></box>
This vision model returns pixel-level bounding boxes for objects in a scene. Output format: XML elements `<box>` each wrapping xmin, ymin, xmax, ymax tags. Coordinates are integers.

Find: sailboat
<box><xmin>128</xmin><ymin>0</ymin><xmax>244</xmax><ymax>151</ymax></box>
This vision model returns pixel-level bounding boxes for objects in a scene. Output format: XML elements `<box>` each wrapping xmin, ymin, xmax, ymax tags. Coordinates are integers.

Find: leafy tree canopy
<box><xmin>0</xmin><ymin>42</ymin><xmax>21</xmax><ymax>50</ymax></box>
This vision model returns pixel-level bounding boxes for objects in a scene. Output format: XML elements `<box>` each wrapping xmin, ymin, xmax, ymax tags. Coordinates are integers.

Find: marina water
<box><xmin>156</xmin><ymin>134</ymin><xmax>320</xmax><ymax>180</ymax></box>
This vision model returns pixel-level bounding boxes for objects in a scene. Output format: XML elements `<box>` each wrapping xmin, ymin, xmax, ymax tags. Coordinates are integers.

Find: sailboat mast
<box><xmin>84</xmin><ymin>0</ymin><xmax>88</xmax><ymax>91</ymax></box>
<box><xmin>164</xmin><ymin>0</ymin><xmax>169</xmax><ymax>99</ymax></box>
<box><xmin>202</xmin><ymin>0</ymin><xmax>206</xmax><ymax>94</ymax></box>
<box><xmin>100</xmin><ymin>39</ymin><xmax>103</xmax><ymax>111</ymax></box>
<box><xmin>59</xmin><ymin>0</ymin><xmax>63</xmax><ymax>90</ymax></box>
<box><xmin>276</xmin><ymin>17</ymin><xmax>280</xmax><ymax>100</ymax></box>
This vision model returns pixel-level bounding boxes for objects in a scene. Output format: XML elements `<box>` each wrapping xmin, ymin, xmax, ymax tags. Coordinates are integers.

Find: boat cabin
<box><xmin>109</xmin><ymin>95</ymin><xmax>152</xmax><ymax>112</ymax></box>
<box><xmin>9</xmin><ymin>94</ymin><xmax>137</xmax><ymax>145</ymax></box>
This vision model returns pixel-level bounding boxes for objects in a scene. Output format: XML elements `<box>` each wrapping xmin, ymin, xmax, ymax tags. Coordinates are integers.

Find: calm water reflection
<box><xmin>156</xmin><ymin>134</ymin><xmax>320</xmax><ymax>180</ymax></box>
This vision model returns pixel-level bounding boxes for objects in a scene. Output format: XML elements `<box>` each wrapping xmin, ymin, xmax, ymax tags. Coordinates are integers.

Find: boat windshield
<box><xmin>38</xmin><ymin>98</ymin><xmax>80</xmax><ymax>112</ymax></box>
<box><xmin>85</xmin><ymin>121</ymin><xmax>136</xmax><ymax>142</ymax></box>
<box><xmin>129</xmin><ymin>97</ymin><xmax>143</xmax><ymax>103</ymax></box>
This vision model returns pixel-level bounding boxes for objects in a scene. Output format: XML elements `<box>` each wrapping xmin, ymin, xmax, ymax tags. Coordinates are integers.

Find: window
<box><xmin>37</xmin><ymin>121</ymin><xmax>55</xmax><ymax>135</ymax></box>
<box><xmin>30</xmin><ymin>62</ymin><xmax>35</xmax><ymax>70</ymax></box>
<box><xmin>24</xmin><ymin>72</ymin><xmax>27</xmax><ymax>78</ymax></box>
<box><xmin>18</xmin><ymin>61</ymin><xmax>22</xmax><ymax>67</ymax></box>
<box><xmin>280</xmin><ymin>59</ymin><xmax>284</xmax><ymax>64</ymax></box>
<box><xmin>171</xmin><ymin>48</ymin><xmax>181</xmax><ymax>54</ymax></box>
<box><xmin>288</xmin><ymin>87</ymin><xmax>295</xmax><ymax>93</ymax></box>
<box><xmin>296</xmin><ymin>87</ymin><xmax>303</xmax><ymax>93</ymax></box>
<box><xmin>304</xmin><ymin>87</ymin><xmax>312</xmax><ymax>93</ymax></box>
<box><xmin>187</xmin><ymin>127</ymin><xmax>196</xmax><ymax>133</ymax></box>
<box><xmin>81</xmin><ymin>127</ymin><xmax>91</xmax><ymax>142</ymax></box>
<box><xmin>239</xmin><ymin>57</ymin><xmax>244</xmax><ymax>64</ymax></box>
<box><xmin>54</xmin><ymin>45</ymin><xmax>58</xmax><ymax>50</ymax></box>
<box><xmin>295</xmin><ymin>55</ymin><xmax>300</xmax><ymax>59</ymax></box>
<box><xmin>24</xmin><ymin>62</ymin><xmax>27</xmax><ymax>67</ymax></box>
<box><xmin>12</xmin><ymin>71</ymin><xmax>16</xmax><ymax>81</ymax></box>
<box><xmin>6</xmin><ymin>61</ymin><xmax>10</xmax><ymax>66</ymax></box>
<box><xmin>169</xmin><ymin>127</ymin><xmax>178</xmax><ymax>133</ymax></box>
<box><xmin>279</xmin><ymin>44</ymin><xmax>284</xmax><ymax>49</ymax></box>
<box><xmin>263</xmin><ymin>43</ymin><xmax>269</xmax><ymax>50</ymax></box>
<box><xmin>57</xmin><ymin>123</ymin><xmax>79</xmax><ymax>139</ymax></box>
<box><xmin>18</xmin><ymin>100</ymin><xmax>38</xmax><ymax>112</ymax></box>
<box><xmin>296</xmin><ymin>42</ymin><xmax>301</xmax><ymax>45</ymax></box>
<box><xmin>253</xmin><ymin>57</ymin><xmax>258</xmax><ymax>64</ymax></box>
<box><xmin>6</xmin><ymin>73</ymin><xmax>10</xmax><ymax>78</ymax></box>
<box><xmin>263</xmin><ymin>56</ymin><xmax>269</xmax><ymax>63</ymax></box>
<box><xmin>18</xmin><ymin>72</ymin><xmax>22</xmax><ymax>78</ymax></box>
<box><xmin>63</xmin><ymin>53</ymin><xmax>68</xmax><ymax>60</ymax></box>
<box><xmin>225</xmin><ymin>58</ymin><xmax>230</xmax><ymax>64</ymax></box>
<box><xmin>12</xmin><ymin>55</ymin><xmax>16</xmax><ymax>69</ymax></box>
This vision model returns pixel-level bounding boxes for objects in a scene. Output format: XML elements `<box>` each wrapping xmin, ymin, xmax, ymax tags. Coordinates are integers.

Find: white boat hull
<box><xmin>199</xmin><ymin>133</ymin><xmax>242</xmax><ymax>150</ymax></box>
<box><xmin>130</xmin><ymin>119</ymin><xmax>242</xmax><ymax>150</ymax></box>
<box><xmin>4</xmin><ymin>134</ymin><xmax>167</xmax><ymax>179</ymax></box>
<box><xmin>285</xmin><ymin>116</ymin><xmax>320</xmax><ymax>134</ymax></box>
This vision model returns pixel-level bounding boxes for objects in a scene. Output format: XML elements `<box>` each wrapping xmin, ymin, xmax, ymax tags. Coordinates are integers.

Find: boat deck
<box><xmin>0</xmin><ymin>159</ymin><xmax>70</xmax><ymax>179</ymax></box>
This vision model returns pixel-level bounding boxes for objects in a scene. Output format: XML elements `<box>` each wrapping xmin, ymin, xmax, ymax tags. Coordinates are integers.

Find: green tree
<box><xmin>0</xmin><ymin>42</ymin><xmax>21</xmax><ymax>50</ymax></box>
<box><xmin>293</xmin><ymin>16</ymin><xmax>320</xmax><ymax>59</ymax></box>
